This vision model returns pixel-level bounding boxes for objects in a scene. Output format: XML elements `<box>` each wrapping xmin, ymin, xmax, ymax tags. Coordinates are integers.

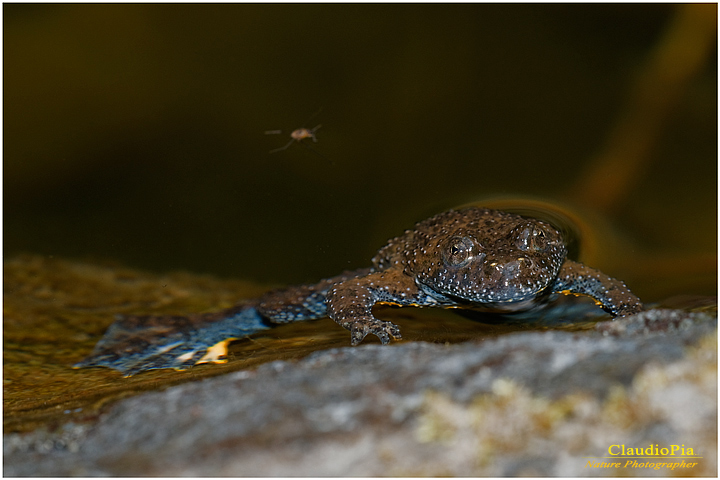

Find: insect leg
<box><xmin>269</xmin><ymin>139</ymin><xmax>295</xmax><ymax>154</ymax></box>
<box><xmin>299</xmin><ymin>140</ymin><xmax>333</xmax><ymax>164</ymax></box>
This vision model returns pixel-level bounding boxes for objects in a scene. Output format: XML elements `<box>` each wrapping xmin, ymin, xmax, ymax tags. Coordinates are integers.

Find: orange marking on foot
<box><xmin>195</xmin><ymin>338</ymin><xmax>236</xmax><ymax>365</ymax></box>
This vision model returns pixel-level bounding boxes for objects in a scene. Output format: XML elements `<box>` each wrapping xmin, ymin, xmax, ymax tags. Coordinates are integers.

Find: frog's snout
<box><xmin>484</xmin><ymin>256</ymin><xmax>534</xmax><ymax>278</ymax></box>
<box><xmin>506</xmin><ymin>256</ymin><xmax>533</xmax><ymax>271</ymax></box>
<box><xmin>478</xmin><ymin>255</ymin><xmax>547</xmax><ymax>301</ymax></box>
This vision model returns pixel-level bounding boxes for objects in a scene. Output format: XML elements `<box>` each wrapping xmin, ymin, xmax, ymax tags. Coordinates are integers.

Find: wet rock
<box><xmin>595</xmin><ymin>308</ymin><xmax>714</xmax><ymax>336</ymax></box>
<box><xmin>4</xmin><ymin>310</ymin><xmax>716</xmax><ymax>476</ymax></box>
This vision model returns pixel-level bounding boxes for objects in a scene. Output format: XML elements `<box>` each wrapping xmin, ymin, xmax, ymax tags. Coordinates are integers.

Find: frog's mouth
<box><xmin>418</xmin><ymin>278</ymin><xmax>555</xmax><ymax>311</ymax></box>
<box><xmin>444</xmin><ymin>288</ymin><xmax>554</xmax><ymax>312</ymax></box>
<box><xmin>417</xmin><ymin>251</ymin><xmax>563</xmax><ymax>308</ymax></box>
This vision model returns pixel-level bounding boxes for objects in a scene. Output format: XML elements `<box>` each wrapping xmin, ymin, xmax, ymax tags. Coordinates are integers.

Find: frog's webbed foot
<box><xmin>74</xmin><ymin>303</ymin><xmax>269</xmax><ymax>376</ymax></box>
<box><xmin>348</xmin><ymin>317</ymin><xmax>402</xmax><ymax>346</ymax></box>
<box><xmin>326</xmin><ymin>270</ymin><xmax>423</xmax><ymax>346</ymax></box>
<box><xmin>552</xmin><ymin>260</ymin><xmax>643</xmax><ymax>317</ymax></box>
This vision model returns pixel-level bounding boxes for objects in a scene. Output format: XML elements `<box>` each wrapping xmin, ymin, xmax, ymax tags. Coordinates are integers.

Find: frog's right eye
<box><xmin>442</xmin><ymin>236</ymin><xmax>475</xmax><ymax>267</ymax></box>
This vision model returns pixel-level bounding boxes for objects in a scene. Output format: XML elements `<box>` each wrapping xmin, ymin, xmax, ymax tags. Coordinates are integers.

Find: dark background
<box><xmin>4</xmin><ymin>4</ymin><xmax>717</xmax><ymax>298</ymax></box>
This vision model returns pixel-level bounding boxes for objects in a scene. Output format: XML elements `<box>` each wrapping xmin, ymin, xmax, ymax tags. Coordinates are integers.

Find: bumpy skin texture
<box><xmin>76</xmin><ymin>208</ymin><xmax>643</xmax><ymax>375</ymax></box>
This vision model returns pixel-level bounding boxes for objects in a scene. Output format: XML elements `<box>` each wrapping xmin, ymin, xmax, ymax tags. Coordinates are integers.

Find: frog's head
<box><xmin>410</xmin><ymin>210</ymin><xmax>567</xmax><ymax>310</ymax></box>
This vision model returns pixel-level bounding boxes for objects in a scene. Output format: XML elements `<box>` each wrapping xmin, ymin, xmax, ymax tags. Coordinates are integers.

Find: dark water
<box><xmin>4</xmin><ymin>4</ymin><xmax>716</xmax><ymax>299</ymax></box>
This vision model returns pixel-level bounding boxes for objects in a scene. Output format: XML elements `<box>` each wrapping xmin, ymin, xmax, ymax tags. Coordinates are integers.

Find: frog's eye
<box><xmin>442</xmin><ymin>236</ymin><xmax>475</xmax><ymax>267</ymax></box>
<box><xmin>515</xmin><ymin>224</ymin><xmax>553</xmax><ymax>252</ymax></box>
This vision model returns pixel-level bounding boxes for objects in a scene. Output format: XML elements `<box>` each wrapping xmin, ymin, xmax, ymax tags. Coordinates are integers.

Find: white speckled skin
<box><xmin>320</xmin><ymin>208</ymin><xmax>643</xmax><ymax>345</ymax></box>
<box><xmin>376</xmin><ymin>208</ymin><xmax>566</xmax><ymax>305</ymax></box>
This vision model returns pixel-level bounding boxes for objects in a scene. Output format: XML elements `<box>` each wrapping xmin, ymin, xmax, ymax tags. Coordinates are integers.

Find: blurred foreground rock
<box><xmin>5</xmin><ymin>306</ymin><xmax>716</xmax><ymax>476</ymax></box>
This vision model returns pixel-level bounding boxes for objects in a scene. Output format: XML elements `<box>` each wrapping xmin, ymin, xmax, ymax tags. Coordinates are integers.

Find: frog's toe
<box><xmin>350</xmin><ymin>325</ymin><xmax>369</xmax><ymax>346</ymax></box>
<box><xmin>349</xmin><ymin>318</ymin><xmax>402</xmax><ymax>346</ymax></box>
<box><xmin>350</xmin><ymin>319</ymin><xmax>402</xmax><ymax>345</ymax></box>
<box><xmin>373</xmin><ymin>321</ymin><xmax>402</xmax><ymax>345</ymax></box>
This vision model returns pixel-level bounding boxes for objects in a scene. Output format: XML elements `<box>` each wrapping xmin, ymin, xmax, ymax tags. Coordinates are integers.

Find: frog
<box><xmin>75</xmin><ymin>207</ymin><xmax>643</xmax><ymax>376</ymax></box>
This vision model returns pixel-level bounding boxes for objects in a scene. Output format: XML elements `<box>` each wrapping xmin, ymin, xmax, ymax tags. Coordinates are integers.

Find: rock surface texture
<box><xmin>5</xmin><ymin>307</ymin><xmax>717</xmax><ymax>476</ymax></box>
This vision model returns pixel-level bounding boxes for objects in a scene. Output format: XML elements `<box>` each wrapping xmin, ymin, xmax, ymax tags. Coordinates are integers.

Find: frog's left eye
<box><xmin>515</xmin><ymin>224</ymin><xmax>553</xmax><ymax>252</ymax></box>
<box><xmin>443</xmin><ymin>236</ymin><xmax>475</xmax><ymax>267</ymax></box>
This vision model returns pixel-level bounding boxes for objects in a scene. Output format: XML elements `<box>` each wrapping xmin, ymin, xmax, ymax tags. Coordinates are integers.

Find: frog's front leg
<box><xmin>326</xmin><ymin>269</ymin><xmax>428</xmax><ymax>345</ymax></box>
<box><xmin>257</xmin><ymin>268</ymin><xmax>372</xmax><ymax>323</ymax></box>
<box><xmin>551</xmin><ymin>260</ymin><xmax>643</xmax><ymax>317</ymax></box>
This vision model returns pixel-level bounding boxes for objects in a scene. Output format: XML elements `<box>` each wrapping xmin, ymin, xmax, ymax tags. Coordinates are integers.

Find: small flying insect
<box><xmin>265</xmin><ymin>124</ymin><xmax>322</xmax><ymax>154</ymax></box>
<box><xmin>264</xmin><ymin>108</ymin><xmax>331</xmax><ymax>162</ymax></box>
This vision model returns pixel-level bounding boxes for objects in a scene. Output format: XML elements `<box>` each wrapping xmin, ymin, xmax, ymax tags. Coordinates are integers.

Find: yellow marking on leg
<box><xmin>560</xmin><ymin>289</ymin><xmax>602</xmax><ymax>306</ymax></box>
<box><xmin>195</xmin><ymin>338</ymin><xmax>236</xmax><ymax>365</ymax></box>
<box><xmin>377</xmin><ymin>301</ymin><xmax>424</xmax><ymax>307</ymax></box>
